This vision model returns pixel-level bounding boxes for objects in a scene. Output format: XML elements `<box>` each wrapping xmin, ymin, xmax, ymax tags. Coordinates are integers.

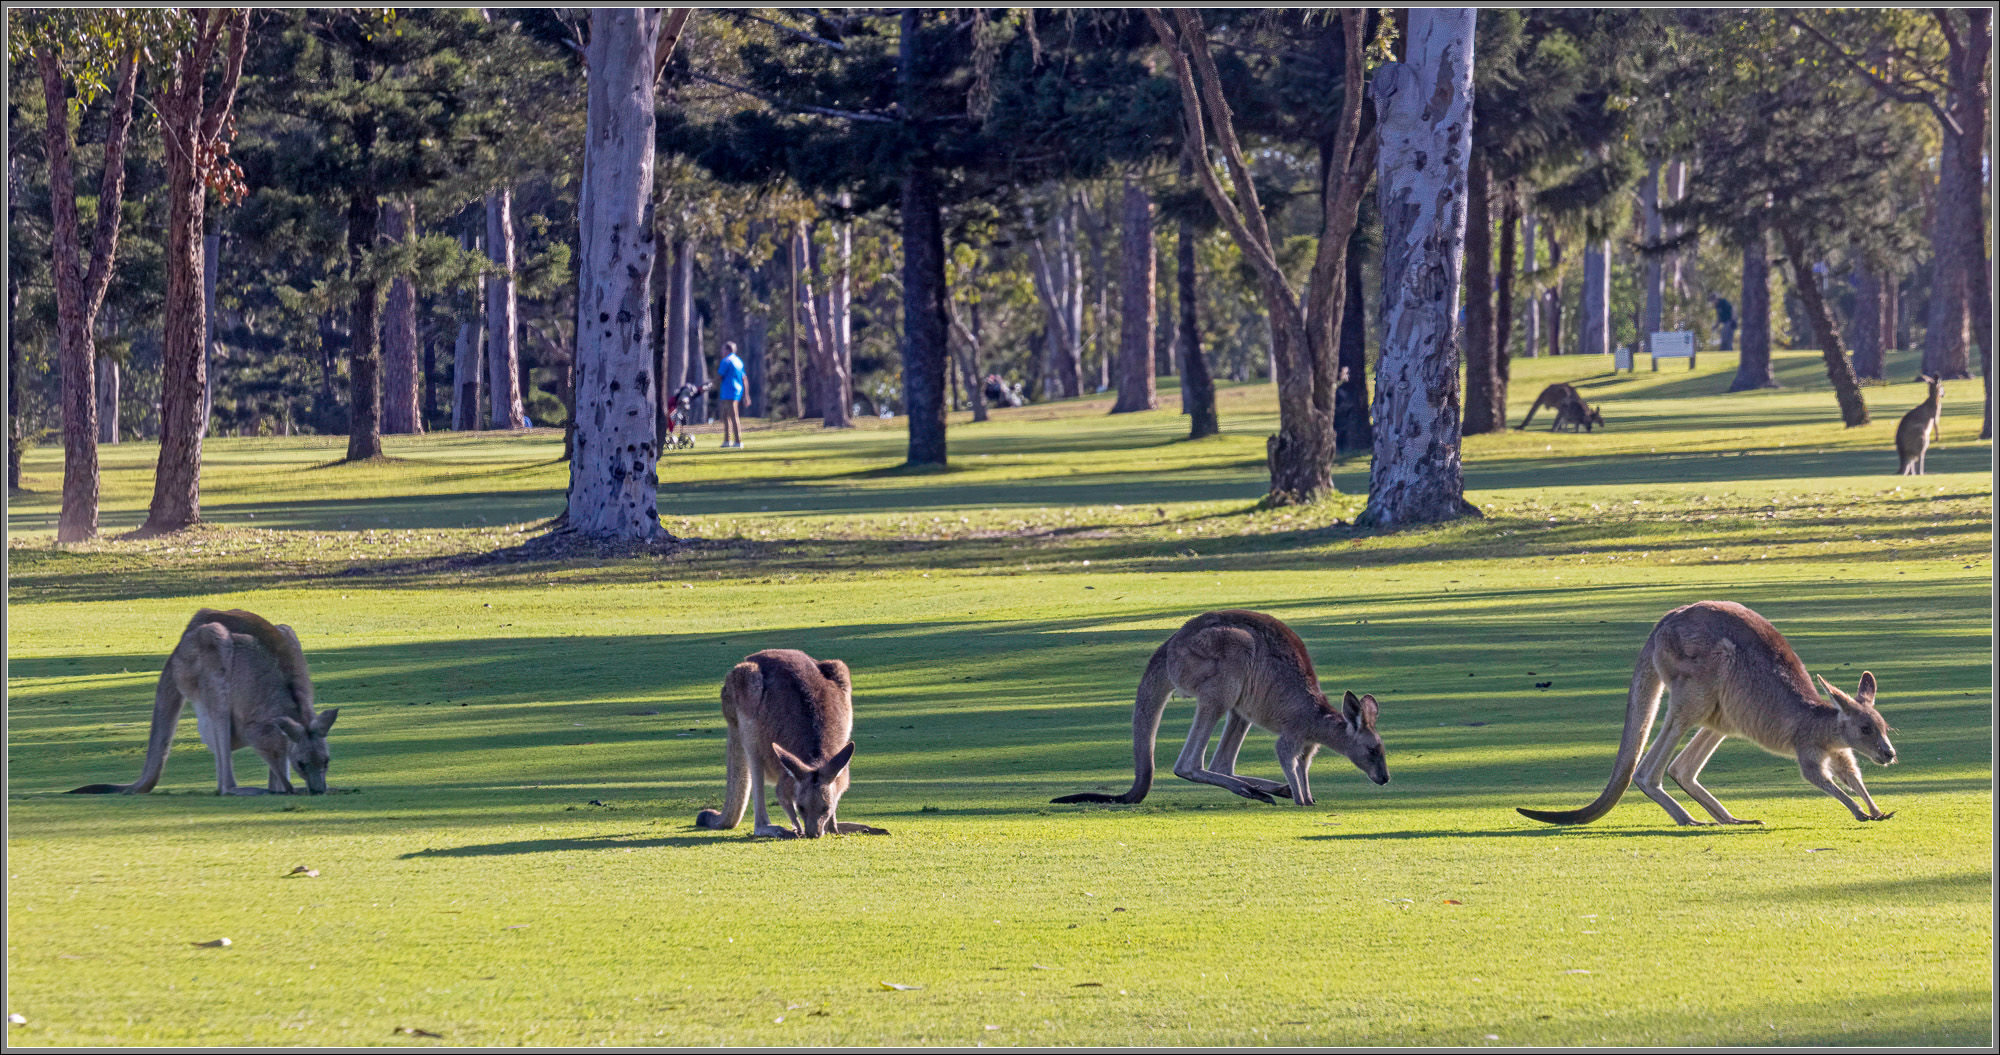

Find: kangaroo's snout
<box><xmin>1878</xmin><ymin>748</ymin><xmax>1897</xmax><ymax>765</ymax></box>
<box><xmin>1372</xmin><ymin>770</ymin><xmax>1390</xmax><ymax>786</ymax></box>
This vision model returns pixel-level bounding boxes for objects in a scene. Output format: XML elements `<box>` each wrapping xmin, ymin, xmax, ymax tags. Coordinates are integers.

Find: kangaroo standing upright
<box><xmin>695</xmin><ymin>649</ymin><xmax>887</xmax><ymax>838</ymax></box>
<box><xmin>1895</xmin><ymin>375</ymin><xmax>1943</xmax><ymax>474</ymax></box>
<box><xmin>1517</xmin><ymin>601</ymin><xmax>1898</xmax><ymax>827</ymax></box>
<box><xmin>70</xmin><ymin>609</ymin><xmax>339</xmax><ymax>796</ymax></box>
<box><xmin>1052</xmin><ymin>610</ymin><xmax>1388</xmax><ymax>807</ymax></box>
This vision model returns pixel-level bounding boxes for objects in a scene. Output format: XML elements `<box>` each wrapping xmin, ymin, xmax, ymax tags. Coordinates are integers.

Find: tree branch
<box><xmin>80</xmin><ymin>51</ymin><xmax>139</xmax><ymax>319</ymax></box>
<box><xmin>726</xmin><ymin>10</ymin><xmax>844</xmax><ymax>53</ymax></box>
<box><xmin>199</xmin><ymin>9</ymin><xmax>252</xmax><ymax>146</ymax></box>
<box><xmin>680</xmin><ymin>68</ymin><xmax>896</xmax><ymax>123</ymax></box>
<box><xmin>1790</xmin><ymin>13</ymin><xmax>1960</xmax><ymax>134</ymax></box>
<box><xmin>654</xmin><ymin>9</ymin><xmax>694</xmax><ymax>85</ymax></box>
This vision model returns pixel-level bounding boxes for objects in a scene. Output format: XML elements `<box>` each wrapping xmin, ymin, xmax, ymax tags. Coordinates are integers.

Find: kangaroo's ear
<box><xmin>1356</xmin><ymin>693</ymin><xmax>1379</xmax><ymax>729</ymax></box>
<box><xmin>273</xmin><ymin>717</ymin><xmax>308</xmax><ymax>743</ymax></box>
<box><xmin>309</xmin><ymin>708</ymin><xmax>339</xmax><ymax>735</ymax></box>
<box><xmin>771</xmin><ymin>743</ymin><xmax>814</xmax><ymax>782</ymax></box>
<box><xmin>1854</xmin><ymin>671</ymin><xmax>1877</xmax><ymax>707</ymax></box>
<box><xmin>823</xmin><ymin>741</ymin><xmax>856</xmax><ymax>777</ymax></box>
<box><xmin>1817</xmin><ymin>674</ymin><xmax>1860</xmax><ymax>712</ymax></box>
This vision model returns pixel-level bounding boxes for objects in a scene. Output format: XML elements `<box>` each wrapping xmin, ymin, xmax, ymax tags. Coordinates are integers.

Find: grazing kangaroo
<box><xmin>1518</xmin><ymin>382</ymin><xmax>1603</xmax><ymax>432</ymax></box>
<box><xmin>1517</xmin><ymin>601</ymin><xmax>1898</xmax><ymax>827</ymax></box>
<box><xmin>1051</xmin><ymin>610</ymin><xmax>1388</xmax><ymax>807</ymax></box>
<box><xmin>1895</xmin><ymin>375</ymin><xmax>1943</xmax><ymax>474</ymax></box>
<box><xmin>694</xmin><ymin>649</ymin><xmax>888</xmax><ymax>838</ymax></box>
<box><xmin>70</xmin><ymin>609</ymin><xmax>338</xmax><ymax>796</ymax></box>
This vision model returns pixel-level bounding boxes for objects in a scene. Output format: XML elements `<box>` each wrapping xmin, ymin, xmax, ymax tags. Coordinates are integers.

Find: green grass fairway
<box><xmin>6</xmin><ymin>351</ymin><xmax>1992</xmax><ymax>1046</ymax></box>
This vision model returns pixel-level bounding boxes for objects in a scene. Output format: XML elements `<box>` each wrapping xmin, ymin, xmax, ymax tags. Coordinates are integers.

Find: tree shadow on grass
<box><xmin>400</xmin><ymin>831</ymin><xmax>748</xmax><ymax>857</ymax></box>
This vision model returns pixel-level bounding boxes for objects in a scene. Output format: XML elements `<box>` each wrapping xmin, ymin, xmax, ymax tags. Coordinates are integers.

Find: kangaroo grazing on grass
<box><xmin>1517</xmin><ymin>601</ymin><xmax>1898</xmax><ymax>827</ymax></box>
<box><xmin>1895</xmin><ymin>375</ymin><xmax>1943</xmax><ymax>474</ymax></box>
<box><xmin>70</xmin><ymin>609</ymin><xmax>338</xmax><ymax>796</ymax></box>
<box><xmin>1517</xmin><ymin>382</ymin><xmax>1604</xmax><ymax>432</ymax></box>
<box><xmin>694</xmin><ymin>649</ymin><xmax>888</xmax><ymax>838</ymax></box>
<box><xmin>1052</xmin><ymin>610</ymin><xmax>1388</xmax><ymax>807</ymax></box>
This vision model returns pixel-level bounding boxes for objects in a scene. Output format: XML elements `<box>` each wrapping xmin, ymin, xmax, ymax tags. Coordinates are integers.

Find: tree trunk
<box><xmin>945</xmin><ymin>299</ymin><xmax>988</xmax><ymax>423</ymax></box>
<box><xmin>650</xmin><ymin>218</ymin><xmax>670</xmax><ymax>442</ymax></box>
<box><xmin>203</xmin><ymin>231</ymin><xmax>220</xmax><ymax>431</ymax></box>
<box><xmin>689</xmin><ymin>313</ymin><xmax>710</xmax><ymax>424</ymax></box>
<box><xmin>1579</xmin><ymin>238</ymin><xmax>1610</xmax><ymax>357</ymax></box>
<box><xmin>380</xmin><ymin>199</ymin><xmax>422</xmax><ymax>434</ymax></box>
<box><xmin>97</xmin><ymin>355</ymin><xmax>120</xmax><ymax>445</ymax></box>
<box><xmin>1641</xmin><ymin>158</ymin><xmax>1664</xmax><ymax>349</ymax></box>
<box><xmin>566</xmin><ymin>8</ymin><xmax>669</xmax><ymax>541</ymax></box>
<box><xmin>485</xmin><ymin>187</ymin><xmax>526</xmax><ymax>428</ymax></box>
<box><xmin>1179</xmin><ymin>212</ymin><xmax>1218</xmax><ymax>440</ymax></box>
<box><xmin>1731</xmin><ymin>230</ymin><xmax>1777</xmax><ymax>391</ymax></box>
<box><xmin>344</xmin><ymin>183</ymin><xmax>384</xmax><ymax>461</ymax></box>
<box><xmin>1666</xmin><ymin>159</ymin><xmax>1688</xmax><ymax>311</ymax></box>
<box><xmin>1920</xmin><ymin>136</ymin><xmax>1971</xmax><ymax>380</ymax></box>
<box><xmin>1461</xmin><ymin>152</ymin><xmax>1500</xmax><ymax>434</ymax></box>
<box><xmin>1334</xmin><ymin>223</ymin><xmax>1371</xmax><ymax>453</ymax></box>
<box><xmin>1494</xmin><ymin>185</ymin><xmax>1517</xmax><ymax>404</ymax></box>
<box><xmin>1076</xmin><ymin>189</ymin><xmax>1111</xmax><ymax>394</ymax></box>
<box><xmin>1851</xmin><ymin>265</ymin><xmax>1886</xmax><ymax>380</ymax></box>
<box><xmin>1545</xmin><ymin>233</ymin><xmax>1563</xmax><ymax>356</ymax></box>
<box><xmin>823</xmin><ymin>199</ymin><xmax>854</xmax><ymax>427</ymax></box>
<box><xmin>1364</xmin><ymin>8</ymin><xmax>1478</xmax><ymax>528</ymax></box>
<box><xmin>1779</xmin><ymin>227</ymin><xmax>1869</xmax><ymax>427</ymax></box>
<box><xmin>1947</xmin><ymin>10</ymin><xmax>1992</xmax><ymax>435</ymax></box>
<box><xmin>1029</xmin><ymin>234</ymin><xmax>1071</xmax><ymax>400</ymax></box>
<box><xmin>797</xmin><ymin>226</ymin><xmax>825</xmax><ymax>420</ymax></box>
<box><xmin>422</xmin><ymin>321</ymin><xmax>438</xmax><ymax>428</ymax></box>
<box><xmin>783</xmin><ymin>234</ymin><xmax>801</xmax><ymax>418</ymax></box>
<box><xmin>899</xmin><ymin>9</ymin><xmax>950</xmax><ymax>466</ymax></box>
<box><xmin>1112</xmin><ymin>179</ymin><xmax>1158</xmax><ymax>413</ymax></box>
<box><xmin>453</xmin><ymin>219</ymin><xmax>483</xmax><ymax>429</ymax></box>
<box><xmin>1522</xmin><ymin>213</ymin><xmax>1539</xmax><ymax>359</ymax></box>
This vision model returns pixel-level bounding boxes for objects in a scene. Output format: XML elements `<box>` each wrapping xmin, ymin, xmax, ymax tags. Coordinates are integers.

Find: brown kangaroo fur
<box><xmin>70</xmin><ymin>609</ymin><xmax>338</xmax><ymax>796</ymax></box>
<box><xmin>694</xmin><ymin>649</ymin><xmax>887</xmax><ymax>838</ymax></box>
<box><xmin>1518</xmin><ymin>383</ymin><xmax>1604</xmax><ymax>432</ymax></box>
<box><xmin>1518</xmin><ymin>601</ymin><xmax>1898</xmax><ymax>827</ymax></box>
<box><xmin>1052</xmin><ymin>610</ymin><xmax>1388</xmax><ymax>807</ymax></box>
<box><xmin>1895</xmin><ymin>375</ymin><xmax>1943</xmax><ymax>474</ymax></box>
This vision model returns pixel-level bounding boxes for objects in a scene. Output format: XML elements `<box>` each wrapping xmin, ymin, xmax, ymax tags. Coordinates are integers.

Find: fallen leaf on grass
<box><xmin>879</xmin><ymin>982</ymin><xmax>921</xmax><ymax>991</ymax></box>
<box><xmin>192</xmin><ymin>938</ymin><xmax>232</xmax><ymax>948</ymax></box>
<box><xmin>1442</xmin><ymin>899</ymin><xmax>1462</xmax><ymax>905</ymax></box>
<box><xmin>285</xmin><ymin>866</ymin><xmax>319</xmax><ymax>878</ymax></box>
<box><xmin>1073</xmin><ymin>982</ymin><xmax>1103</xmax><ymax>988</ymax></box>
<box><xmin>393</xmin><ymin>1026</ymin><xmax>444</xmax><ymax>1038</ymax></box>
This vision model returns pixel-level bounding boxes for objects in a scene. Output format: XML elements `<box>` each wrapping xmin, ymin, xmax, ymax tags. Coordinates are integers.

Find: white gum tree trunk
<box><xmin>97</xmin><ymin>354</ymin><xmax>119</xmax><ymax>444</ymax></box>
<box><xmin>1580</xmin><ymin>238</ymin><xmax>1610</xmax><ymax>357</ymax></box>
<box><xmin>486</xmin><ymin>186</ymin><xmax>526</xmax><ymax>429</ymax></box>
<box><xmin>566</xmin><ymin>8</ymin><xmax>667</xmax><ymax>541</ymax></box>
<box><xmin>1364</xmin><ymin>8</ymin><xmax>1478</xmax><ymax>528</ymax></box>
<box><xmin>381</xmin><ymin>199</ymin><xmax>422</xmax><ymax>434</ymax></box>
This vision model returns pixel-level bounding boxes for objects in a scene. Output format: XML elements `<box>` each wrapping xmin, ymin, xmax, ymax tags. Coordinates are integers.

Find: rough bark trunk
<box><xmin>1731</xmin><ymin>230</ymin><xmax>1777</xmax><ymax>391</ymax></box>
<box><xmin>146</xmin><ymin>13</ymin><xmax>248</xmax><ymax>531</ymax></box>
<box><xmin>1579</xmin><ymin>238</ymin><xmax>1610</xmax><ymax>357</ymax></box>
<box><xmin>1461</xmin><ymin>152</ymin><xmax>1500</xmax><ymax>434</ymax></box>
<box><xmin>566</xmin><ymin>8</ymin><xmax>668</xmax><ymax>540</ymax></box>
<box><xmin>899</xmin><ymin>10</ymin><xmax>950</xmax><ymax>466</ymax></box>
<box><xmin>422</xmin><ymin>321</ymin><xmax>438</xmax><ymax>428</ymax></box>
<box><xmin>97</xmin><ymin>355</ymin><xmax>120</xmax><ymax>445</ymax></box>
<box><xmin>380</xmin><ymin>199</ymin><xmax>422</xmax><ymax>434</ymax></box>
<box><xmin>783</xmin><ymin>234</ymin><xmax>801</xmax><ymax>418</ymax></box>
<box><xmin>1112</xmin><ymin>179</ymin><xmax>1159</xmax><ymax>413</ymax></box>
<box><xmin>1779</xmin><ymin>227</ymin><xmax>1870</xmax><ymax>427</ymax></box>
<box><xmin>1641</xmin><ymin>158</ymin><xmax>1663</xmax><ymax>350</ymax></box>
<box><xmin>1947</xmin><ymin>11</ymin><xmax>1992</xmax><ymax>434</ymax></box>
<box><xmin>453</xmin><ymin>219</ymin><xmax>482</xmax><ymax>430</ymax></box>
<box><xmin>650</xmin><ymin>218</ymin><xmax>670</xmax><ymax>442</ymax></box>
<box><xmin>344</xmin><ymin>184</ymin><xmax>384</xmax><ymax>461</ymax></box>
<box><xmin>1522</xmin><ymin>213</ymin><xmax>1539</xmax><ymax>359</ymax></box>
<box><xmin>1851</xmin><ymin>265</ymin><xmax>1886</xmax><ymax>380</ymax></box>
<box><xmin>203</xmin><ymin>231</ymin><xmax>219</xmax><ymax>430</ymax></box>
<box><xmin>485</xmin><ymin>187</ymin><xmax>526</xmax><ymax>428</ymax></box>
<box><xmin>1494</xmin><ymin>186</ymin><xmax>1517</xmax><ymax>400</ymax></box>
<box><xmin>1920</xmin><ymin>134</ymin><xmax>1971</xmax><ymax>380</ymax></box>
<box><xmin>1364</xmin><ymin>9</ymin><xmax>1477</xmax><ymax>528</ymax></box>
<box><xmin>1335</xmin><ymin>226</ymin><xmax>1372</xmax><ymax>454</ymax></box>
<box><xmin>1545</xmin><ymin>233</ymin><xmax>1563</xmax><ymax>356</ymax></box>
<box><xmin>1179</xmin><ymin>212</ymin><xmax>1218</xmax><ymax>440</ymax></box>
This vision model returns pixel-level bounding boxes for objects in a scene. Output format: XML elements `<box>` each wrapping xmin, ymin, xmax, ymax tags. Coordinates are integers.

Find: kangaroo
<box><xmin>1517</xmin><ymin>601</ymin><xmax>1898</xmax><ymax>827</ymax></box>
<box><xmin>70</xmin><ymin>609</ymin><xmax>338</xmax><ymax>796</ymax></box>
<box><xmin>694</xmin><ymin>649</ymin><xmax>888</xmax><ymax>838</ymax></box>
<box><xmin>1895</xmin><ymin>374</ymin><xmax>1943</xmax><ymax>474</ymax></box>
<box><xmin>1518</xmin><ymin>383</ymin><xmax>1603</xmax><ymax>432</ymax></box>
<box><xmin>1052</xmin><ymin>610</ymin><xmax>1388</xmax><ymax>807</ymax></box>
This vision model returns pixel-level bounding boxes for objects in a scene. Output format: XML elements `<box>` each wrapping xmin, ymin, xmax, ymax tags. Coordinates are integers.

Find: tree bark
<box><xmin>898</xmin><ymin>9</ymin><xmax>950</xmax><ymax>466</ymax></box>
<box><xmin>1112</xmin><ymin>179</ymin><xmax>1159</xmax><ymax>413</ymax></box>
<box><xmin>1365</xmin><ymin>8</ymin><xmax>1478</xmax><ymax>528</ymax></box>
<box><xmin>1545</xmin><ymin>233</ymin><xmax>1563</xmax><ymax>356</ymax></box>
<box><xmin>1494</xmin><ymin>184</ymin><xmax>1517</xmax><ymax>397</ymax></box>
<box><xmin>146</xmin><ymin>12</ymin><xmax>247</xmax><ymax>531</ymax></box>
<box><xmin>783</xmin><ymin>234</ymin><xmax>801</xmax><ymax>418</ymax></box>
<box><xmin>1579</xmin><ymin>238</ymin><xmax>1610</xmax><ymax>357</ymax></box>
<box><xmin>97</xmin><ymin>355</ymin><xmax>120</xmax><ymax>445</ymax></box>
<box><xmin>1461</xmin><ymin>152</ymin><xmax>1500</xmax><ymax>434</ymax></box>
<box><xmin>1665</xmin><ymin>159</ymin><xmax>1688</xmax><ymax>312</ymax></box>
<box><xmin>1028</xmin><ymin>231</ymin><xmax>1075</xmax><ymax>400</ymax></box>
<box><xmin>40</xmin><ymin>46</ymin><xmax>138</xmax><ymax>540</ymax></box>
<box><xmin>1076</xmin><ymin>189</ymin><xmax>1111</xmax><ymax>394</ymax></box>
<box><xmin>344</xmin><ymin>186</ymin><xmax>384</xmax><ymax>460</ymax></box>
<box><xmin>822</xmin><ymin>198</ymin><xmax>854</xmax><ymax>427</ymax></box>
<box><xmin>1522</xmin><ymin>213</ymin><xmax>1539</xmax><ymax>359</ymax></box>
<box><xmin>796</xmin><ymin>226</ymin><xmax>825</xmax><ymax>419</ymax></box>
<box><xmin>203</xmin><ymin>231</ymin><xmax>219</xmax><ymax>430</ymax></box>
<box><xmin>1641</xmin><ymin>158</ymin><xmax>1664</xmax><ymax>349</ymax></box>
<box><xmin>1731</xmin><ymin>229</ymin><xmax>1778</xmax><ymax>391</ymax></box>
<box><xmin>453</xmin><ymin>217</ymin><xmax>483</xmax><ymax>430</ymax></box>
<box><xmin>1779</xmin><ymin>226</ymin><xmax>1870</xmax><ymax>427</ymax></box>
<box><xmin>1921</xmin><ymin>133</ymin><xmax>1972</xmax><ymax>380</ymax></box>
<box><xmin>1179</xmin><ymin>208</ymin><xmax>1218</xmax><ymax>440</ymax></box>
<box><xmin>1335</xmin><ymin>225</ymin><xmax>1372</xmax><ymax>454</ymax></box>
<box><xmin>380</xmin><ymin>199</ymin><xmax>422</xmax><ymax>434</ymax></box>
<box><xmin>945</xmin><ymin>299</ymin><xmax>989</xmax><ymax>422</ymax></box>
<box><xmin>485</xmin><ymin>187</ymin><xmax>526</xmax><ymax>428</ymax></box>
<box><xmin>566</xmin><ymin>7</ymin><xmax>669</xmax><ymax>540</ymax></box>
<box><xmin>1851</xmin><ymin>265</ymin><xmax>1886</xmax><ymax>380</ymax></box>
<box><xmin>649</xmin><ymin>216</ymin><xmax>670</xmax><ymax>441</ymax></box>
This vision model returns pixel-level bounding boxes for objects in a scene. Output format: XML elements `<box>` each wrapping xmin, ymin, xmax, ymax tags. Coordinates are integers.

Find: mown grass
<box><xmin>5</xmin><ymin>350</ymin><xmax>1992</xmax><ymax>1046</ymax></box>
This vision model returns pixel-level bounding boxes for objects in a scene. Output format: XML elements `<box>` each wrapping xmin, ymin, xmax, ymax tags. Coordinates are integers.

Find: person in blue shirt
<box><xmin>715</xmin><ymin>342</ymin><xmax>747</xmax><ymax>449</ymax></box>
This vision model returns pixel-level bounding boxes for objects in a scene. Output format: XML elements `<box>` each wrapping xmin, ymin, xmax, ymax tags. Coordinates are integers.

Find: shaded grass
<box><xmin>5</xmin><ymin>351</ymin><xmax>1992</xmax><ymax>1046</ymax></box>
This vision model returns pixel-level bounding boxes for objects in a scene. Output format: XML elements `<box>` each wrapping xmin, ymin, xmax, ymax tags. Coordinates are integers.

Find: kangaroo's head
<box><xmin>1587</xmin><ymin>406</ymin><xmax>1605</xmax><ymax>431</ymax></box>
<box><xmin>771</xmin><ymin>741</ymin><xmax>856</xmax><ymax>838</ymax></box>
<box><xmin>1816</xmin><ymin>672</ymin><xmax>1896</xmax><ymax>766</ymax></box>
<box><xmin>1332</xmin><ymin>690</ymin><xmax>1388</xmax><ymax>785</ymax></box>
<box><xmin>273</xmin><ymin>708</ymin><xmax>339</xmax><ymax>794</ymax></box>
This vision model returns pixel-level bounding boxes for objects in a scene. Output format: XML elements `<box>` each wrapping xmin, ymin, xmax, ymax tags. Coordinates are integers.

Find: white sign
<box><xmin>1651</xmin><ymin>330</ymin><xmax>1695</xmax><ymax>370</ymax></box>
<box><xmin>1613</xmin><ymin>346</ymin><xmax>1634</xmax><ymax>372</ymax></box>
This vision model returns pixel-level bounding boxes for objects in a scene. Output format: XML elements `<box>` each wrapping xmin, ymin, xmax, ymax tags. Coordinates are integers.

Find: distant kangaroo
<box><xmin>1895</xmin><ymin>374</ymin><xmax>1943</xmax><ymax>474</ymax></box>
<box><xmin>1052</xmin><ymin>610</ymin><xmax>1388</xmax><ymax>807</ymax></box>
<box><xmin>1517</xmin><ymin>601</ymin><xmax>1898</xmax><ymax>827</ymax></box>
<box><xmin>70</xmin><ymin>609</ymin><xmax>338</xmax><ymax>796</ymax></box>
<box><xmin>1517</xmin><ymin>382</ymin><xmax>1603</xmax><ymax>432</ymax></box>
<box><xmin>694</xmin><ymin>649</ymin><xmax>888</xmax><ymax>838</ymax></box>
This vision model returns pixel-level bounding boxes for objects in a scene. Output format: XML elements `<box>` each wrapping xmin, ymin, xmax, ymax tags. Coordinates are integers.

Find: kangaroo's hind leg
<box><xmin>1631</xmin><ymin>687</ymin><xmax>1706</xmax><ymax>825</ymax></box>
<box><xmin>1827</xmin><ymin>749</ymin><xmax>1893</xmax><ymax>820</ymax></box>
<box><xmin>1208</xmin><ymin>710</ymin><xmax>1291</xmax><ymax>798</ymax></box>
<box><xmin>1170</xmin><ymin>695</ymin><xmax>1278</xmax><ymax>804</ymax></box>
<box><xmin>1666</xmin><ymin>727</ymin><xmax>1758</xmax><ymax>824</ymax></box>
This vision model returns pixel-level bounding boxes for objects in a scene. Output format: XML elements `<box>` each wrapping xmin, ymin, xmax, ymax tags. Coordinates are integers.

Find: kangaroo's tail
<box><xmin>696</xmin><ymin>663</ymin><xmax>757</xmax><ymax>829</ymax></box>
<box><xmin>1052</xmin><ymin>647</ymin><xmax>1176</xmax><ymax>805</ymax></box>
<box><xmin>1517</xmin><ymin>634</ymin><xmax>1666</xmax><ymax>825</ymax></box>
<box><xmin>71</xmin><ymin>663</ymin><xmax>184</xmax><ymax>794</ymax></box>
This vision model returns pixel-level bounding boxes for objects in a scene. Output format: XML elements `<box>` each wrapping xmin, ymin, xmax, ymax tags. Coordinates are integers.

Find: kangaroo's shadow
<box><xmin>1302</xmin><ymin>824</ymin><xmax>1778</xmax><ymax>842</ymax></box>
<box><xmin>399</xmin><ymin>829</ymin><xmax>817</xmax><ymax>858</ymax></box>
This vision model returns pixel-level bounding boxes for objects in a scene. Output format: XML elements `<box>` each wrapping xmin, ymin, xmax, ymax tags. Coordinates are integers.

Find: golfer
<box><xmin>716</xmin><ymin>341</ymin><xmax>746</xmax><ymax>449</ymax></box>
